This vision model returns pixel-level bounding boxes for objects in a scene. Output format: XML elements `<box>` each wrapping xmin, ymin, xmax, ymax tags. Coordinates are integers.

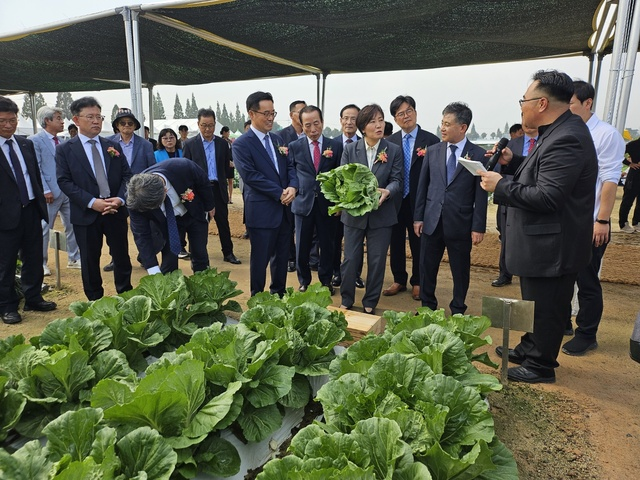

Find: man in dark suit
<box><xmin>278</xmin><ymin>100</ymin><xmax>306</xmax><ymax>272</ymax></box>
<box><xmin>492</xmin><ymin>123</ymin><xmax>539</xmax><ymax>288</ymax></box>
<box><xmin>0</xmin><ymin>96</ymin><xmax>56</xmax><ymax>324</ymax></box>
<box><xmin>103</xmin><ymin>107</ymin><xmax>156</xmax><ymax>272</ymax></box>
<box><xmin>329</xmin><ymin>104</ymin><xmax>363</xmax><ymax>288</ymax></box>
<box><xmin>127</xmin><ymin>159</ymin><xmax>215</xmax><ymax>274</ymax></box>
<box><xmin>56</xmin><ymin>96</ymin><xmax>133</xmax><ymax>300</ymax></box>
<box><xmin>183</xmin><ymin>108</ymin><xmax>240</xmax><ymax>265</ymax></box>
<box><xmin>480</xmin><ymin>70</ymin><xmax>598</xmax><ymax>383</ymax></box>
<box><xmin>233</xmin><ymin>91</ymin><xmax>299</xmax><ymax>296</ymax></box>
<box><xmin>384</xmin><ymin>95</ymin><xmax>439</xmax><ymax>301</ymax></box>
<box><xmin>414</xmin><ymin>102</ymin><xmax>487</xmax><ymax>315</ymax></box>
<box><xmin>290</xmin><ymin>105</ymin><xmax>339</xmax><ymax>293</ymax></box>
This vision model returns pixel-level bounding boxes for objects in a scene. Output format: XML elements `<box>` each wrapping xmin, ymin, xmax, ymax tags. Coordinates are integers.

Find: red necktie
<box><xmin>53</xmin><ymin>136</ymin><xmax>59</xmax><ymax>146</ymax></box>
<box><xmin>312</xmin><ymin>140</ymin><xmax>320</xmax><ymax>172</ymax></box>
<box><xmin>527</xmin><ymin>138</ymin><xmax>536</xmax><ymax>154</ymax></box>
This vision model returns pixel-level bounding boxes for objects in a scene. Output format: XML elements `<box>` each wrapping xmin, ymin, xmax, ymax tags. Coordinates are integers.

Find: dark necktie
<box><xmin>5</xmin><ymin>139</ymin><xmax>30</xmax><ymax>206</ymax></box>
<box><xmin>403</xmin><ymin>134</ymin><xmax>412</xmax><ymax>197</ymax></box>
<box><xmin>447</xmin><ymin>144</ymin><xmax>457</xmax><ymax>184</ymax></box>
<box><xmin>345</xmin><ymin>138</ymin><xmax>354</xmax><ymax>144</ymax></box>
<box><xmin>164</xmin><ymin>196</ymin><xmax>182</xmax><ymax>256</ymax></box>
<box><xmin>263</xmin><ymin>134</ymin><xmax>279</xmax><ymax>173</ymax></box>
<box><xmin>88</xmin><ymin>139</ymin><xmax>111</xmax><ymax>198</ymax></box>
<box><xmin>527</xmin><ymin>138</ymin><xmax>536</xmax><ymax>155</ymax></box>
<box><xmin>53</xmin><ymin>136</ymin><xmax>59</xmax><ymax>146</ymax></box>
<box><xmin>312</xmin><ymin>140</ymin><xmax>320</xmax><ymax>172</ymax></box>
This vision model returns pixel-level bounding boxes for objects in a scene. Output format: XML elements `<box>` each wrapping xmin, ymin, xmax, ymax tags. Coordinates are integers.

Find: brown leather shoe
<box><xmin>411</xmin><ymin>285</ymin><xmax>420</xmax><ymax>300</ymax></box>
<box><xmin>382</xmin><ymin>282</ymin><xmax>407</xmax><ymax>296</ymax></box>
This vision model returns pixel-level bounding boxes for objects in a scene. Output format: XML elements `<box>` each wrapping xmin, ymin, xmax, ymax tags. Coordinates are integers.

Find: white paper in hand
<box><xmin>458</xmin><ymin>158</ymin><xmax>487</xmax><ymax>176</ymax></box>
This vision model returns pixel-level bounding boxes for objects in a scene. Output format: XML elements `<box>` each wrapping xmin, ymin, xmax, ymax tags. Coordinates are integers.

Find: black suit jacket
<box><xmin>387</xmin><ymin>125</ymin><xmax>439</xmax><ymax>214</ymax></box>
<box><xmin>494</xmin><ymin>110</ymin><xmax>598</xmax><ymax>277</ymax></box>
<box><xmin>182</xmin><ymin>134</ymin><xmax>230</xmax><ymax>203</ymax></box>
<box><xmin>0</xmin><ymin>135</ymin><xmax>47</xmax><ymax>230</ymax></box>
<box><xmin>129</xmin><ymin>159</ymin><xmax>215</xmax><ymax>269</ymax></box>
<box><xmin>56</xmin><ymin>135</ymin><xmax>131</xmax><ymax>226</ymax></box>
<box><xmin>330</xmin><ymin>134</ymin><xmax>361</xmax><ymax>165</ymax></box>
<box><xmin>279</xmin><ymin>125</ymin><xmax>301</xmax><ymax>146</ymax></box>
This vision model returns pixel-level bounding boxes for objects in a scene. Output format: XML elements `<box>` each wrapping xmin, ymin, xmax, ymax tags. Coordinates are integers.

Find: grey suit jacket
<box><xmin>414</xmin><ymin>139</ymin><xmax>488</xmax><ymax>239</ymax></box>
<box><xmin>340</xmin><ymin>138</ymin><xmax>403</xmax><ymax>230</ymax></box>
<box><xmin>107</xmin><ymin>133</ymin><xmax>156</xmax><ymax>175</ymax></box>
<box><xmin>29</xmin><ymin>130</ymin><xmax>62</xmax><ymax>198</ymax></box>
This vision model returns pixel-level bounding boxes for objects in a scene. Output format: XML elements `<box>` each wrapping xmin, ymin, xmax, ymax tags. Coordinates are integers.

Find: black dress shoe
<box><xmin>322</xmin><ymin>284</ymin><xmax>335</xmax><ymax>295</ymax></box>
<box><xmin>24</xmin><ymin>300</ymin><xmax>57</xmax><ymax>312</ymax></box>
<box><xmin>355</xmin><ymin>277</ymin><xmax>365</xmax><ymax>289</ymax></box>
<box><xmin>103</xmin><ymin>261</ymin><xmax>114</xmax><ymax>272</ymax></box>
<box><xmin>491</xmin><ymin>277</ymin><xmax>512</xmax><ymax>287</ymax></box>
<box><xmin>495</xmin><ymin>346</ymin><xmax>524</xmax><ymax>365</ymax></box>
<box><xmin>562</xmin><ymin>337</ymin><xmax>598</xmax><ymax>356</ymax></box>
<box><xmin>223</xmin><ymin>253</ymin><xmax>241</xmax><ymax>265</ymax></box>
<box><xmin>178</xmin><ymin>250</ymin><xmax>191</xmax><ymax>260</ymax></box>
<box><xmin>298</xmin><ymin>285</ymin><xmax>308</xmax><ymax>292</ymax></box>
<box><xmin>287</xmin><ymin>261</ymin><xmax>296</xmax><ymax>272</ymax></box>
<box><xmin>2</xmin><ymin>311</ymin><xmax>22</xmax><ymax>324</ymax></box>
<box><xmin>507</xmin><ymin>366</ymin><xmax>555</xmax><ymax>384</ymax></box>
<box><xmin>242</xmin><ymin>231</ymin><xmax>249</xmax><ymax>239</ymax></box>
<box><xmin>331</xmin><ymin>275</ymin><xmax>342</xmax><ymax>287</ymax></box>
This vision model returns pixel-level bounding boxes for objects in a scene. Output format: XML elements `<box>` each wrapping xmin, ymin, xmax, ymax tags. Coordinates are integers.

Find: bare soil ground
<box><xmin>3</xmin><ymin>189</ymin><xmax>639</xmax><ymax>479</ymax></box>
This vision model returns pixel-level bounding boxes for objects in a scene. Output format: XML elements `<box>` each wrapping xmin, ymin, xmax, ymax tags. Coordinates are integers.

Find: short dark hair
<box><xmin>178</xmin><ymin>125</ymin><xmax>188</xmax><ymax>132</ymax></box>
<box><xmin>289</xmin><ymin>100</ymin><xmax>306</xmax><ymax>112</ymax></box>
<box><xmin>126</xmin><ymin>173</ymin><xmax>166</xmax><ymax>211</ymax></box>
<box><xmin>0</xmin><ymin>96</ymin><xmax>19</xmax><ymax>114</ymax></box>
<box><xmin>197</xmin><ymin>108</ymin><xmax>216</xmax><ymax>121</ymax></box>
<box><xmin>509</xmin><ymin>123</ymin><xmax>523</xmax><ymax>134</ymax></box>
<box><xmin>442</xmin><ymin>102</ymin><xmax>472</xmax><ymax>127</ymax></box>
<box><xmin>144</xmin><ymin>126</ymin><xmax>150</xmax><ymax>132</ymax></box>
<box><xmin>67</xmin><ymin>124</ymin><xmax>78</xmax><ymax>133</ymax></box>
<box><xmin>384</xmin><ymin>121</ymin><xmax>393</xmax><ymax>136</ymax></box>
<box><xmin>220</xmin><ymin>126</ymin><xmax>230</xmax><ymax>134</ymax></box>
<box><xmin>244</xmin><ymin>120</ymin><xmax>252</xmax><ymax>128</ymax></box>
<box><xmin>532</xmin><ymin>70</ymin><xmax>574</xmax><ymax>104</ymax></box>
<box><xmin>299</xmin><ymin>105</ymin><xmax>323</xmax><ymax>124</ymax></box>
<box><xmin>572</xmin><ymin>80</ymin><xmax>595</xmax><ymax>103</ymax></box>
<box><xmin>340</xmin><ymin>104</ymin><xmax>360</xmax><ymax>118</ymax></box>
<box><xmin>246</xmin><ymin>91</ymin><xmax>273</xmax><ymax>113</ymax></box>
<box><xmin>389</xmin><ymin>95</ymin><xmax>416</xmax><ymax>117</ymax></box>
<box><xmin>356</xmin><ymin>104</ymin><xmax>384</xmax><ymax>135</ymax></box>
<box><xmin>157</xmin><ymin>128</ymin><xmax>178</xmax><ymax>150</ymax></box>
<box><xmin>70</xmin><ymin>96</ymin><xmax>101</xmax><ymax>116</ymax></box>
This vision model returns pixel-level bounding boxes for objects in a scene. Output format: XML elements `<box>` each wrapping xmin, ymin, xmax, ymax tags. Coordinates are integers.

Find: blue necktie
<box><xmin>263</xmin><ymin>134</ymin><xmax>279</xmax><ymax>173</ymax></box>
<box><xmin>164</xmin><ymin>196</ymin><xmax>182</xmax><ymax>256</ymax></box>
<box><xmin>402</xmin><ymin>134</ymin><xmax>412</xmax><ymax>197</ymax></box>
<box><xmin>4</xmin><ymin>139</ymin><xmax>30</xmax><ymax>206</ymax></box>
<box><xmin>447</xmin><ymin>144</ymin><xmax>457</xmax><ymax>184</ymax></box>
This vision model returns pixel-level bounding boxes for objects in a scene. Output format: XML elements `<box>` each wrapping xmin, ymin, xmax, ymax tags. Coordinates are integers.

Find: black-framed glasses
<box><xmin>252</xmin><ymin>110</ymin><xmax>277</xmax><ymax>119</ymax></box>
<box><xmin>118</xmin><ymin>120</ymin><xmax>135</xmax><ymax>126</ymax></box>
<box><xmin>518</xmin><ymin>97</ymin><xmax>543</xmax><ymax>107</ymax></box>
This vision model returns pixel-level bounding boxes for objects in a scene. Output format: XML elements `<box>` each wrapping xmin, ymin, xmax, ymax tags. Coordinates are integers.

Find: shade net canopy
<box><xmin>0</xmin><ymin>0</ymin><xmax>606</xmax><ymax>94</ymax></box>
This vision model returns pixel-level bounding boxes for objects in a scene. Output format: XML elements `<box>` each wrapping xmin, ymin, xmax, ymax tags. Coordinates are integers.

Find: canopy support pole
<box><xmin>120</xmin><ymin>7</ymin><xmax>145</xmax><ymax>136</ymax></box>
<box><xmin>592</xmin><ymin>53</ymin><xmax>605</xmax><ymax>110</ymax></box>
<box><xmin>321</xmin><ymin>72</ymin><xmax>328</xmax><ymax>113</ymax></box>
<box><xmin>615</xmin><ymin>0</ymin><xmax>640</xmax><ymax>132</ymax></box>
<box><xmin>29</xmin><ymin>92</ymin><xmax>38</xmax><ymax>133</ymax></box>
<box><xmin>315</xmin><ymin>74</ymin><xmax>321</xmax><ymax>107</ymax></box>
<box><xmin>148</xmin><ymin>84</ymin><xmax>155</xmax><ymax>137</ymax></box>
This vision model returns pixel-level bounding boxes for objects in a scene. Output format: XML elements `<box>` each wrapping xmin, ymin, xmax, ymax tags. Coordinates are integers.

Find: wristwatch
<box><xmin>596</xmin><ymin>219</ymin><xmax>610</xmax><ymax>225</ymax></box>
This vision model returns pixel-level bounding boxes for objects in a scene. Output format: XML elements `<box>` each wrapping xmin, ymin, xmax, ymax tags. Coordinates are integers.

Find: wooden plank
<box><xmin>328</xmin><ymin>305</ymin><xmax>385</xmax><ymax>343</ymax></box>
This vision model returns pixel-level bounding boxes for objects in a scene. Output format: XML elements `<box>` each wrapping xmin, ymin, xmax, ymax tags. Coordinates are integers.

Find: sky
<box><xmin>3</xmin><ymin>0</ymin><xmax>639</xmax><ymax>135</ymax></box>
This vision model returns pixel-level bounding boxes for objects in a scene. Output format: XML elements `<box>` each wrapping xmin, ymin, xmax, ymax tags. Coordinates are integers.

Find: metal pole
<box><xmin>148</xmin><ymin>84</ymin><xmax>155</xmax><ymax>138</ymax></box>
<box><xmin>29</xmin><ymin>92</ymin><xmax>38</xmax><ymax>134</ymax></box>
<box><xmin>593</xmin><ymin>53</ymin><xmax>605</xmax><ymax>111</ymax></box>
<box><xmin>54</xmin><ymin>232</ymin><xmax>61</xmax><ymax>290</ymax></box>
<box><xmin>131</xmin><ymin>9</ymin><xmax>145</xmax><ymax>135</ymax></box>
<box><xmin>321</xmin><ymin>72</ymin><xmax>328</xmax><ymax>113</ymax></box>
<box><xmin>588</xmin><ymin>53</ymin><xmax>595</xmax><ymax>85</ymax></box>
<box><xmin>615</xmin><ymin>0</ymin><xmax>640</xmax><ymax>133</ymax></box>
<box><xmin>501</xmin><ymin>300</ymin><xmax>512</xmax><ymax>385</ymax></box>
<box><xmin>121</xmin><ymin>8</ymin><xmax>141</xmax><ymax>134</ymax></box>
<box><xmin>315</xmin><ymin>74</ymin><xmax>321</xmax><ymax>107</ymax></box>
<box><xmin>603</xmin><ymin>0</ymin><xmax>630</xmax><ymax>124</ymax></box>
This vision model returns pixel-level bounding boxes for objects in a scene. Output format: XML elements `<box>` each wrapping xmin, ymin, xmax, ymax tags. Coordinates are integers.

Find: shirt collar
<box><xmin>78</xmin><ymin>132</ymin><xmax>99</xmax><ymax>144</ymax></box>
<box><xmin>403</xmin><ymin>125</ymin><xmax>419</xmax><ymax>139</ymax></box>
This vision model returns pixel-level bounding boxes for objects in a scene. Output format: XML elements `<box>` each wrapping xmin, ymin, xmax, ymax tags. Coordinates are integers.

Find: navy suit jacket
<box><xmin>387</xmin><ymin>125</ymin><xmax>440</xmax><ymax>214</ymax></box>
<box><xmin>232</xmin><ymin>129</ymin><xmax>298</xmax><ymax>229</ymax></box>
<box><xmin>182</xmin><ymin>134</ymin><xmax>230</xmax><ymax>202</ymax></box>
<box><xmin>340</xmin><ymin>138</ymin><xmax>403</xmax><ymax>230</ymax></box>
<box><xmin>330</xmin><ymin>134</ymin><xmax>361</xmax><ymax>165</ymax></box>
<box><xmin>128</xmin><ymin>159</ymin><xmax>215</xmax><ymax>269</ymax></box>
<box><xmin>279</xmin><ymin>125</ymin><xmax>301</xmax><ymax>146</ymax></box>
<box><xmin>414</xmin><ymin>139</ymin><xmax>488</xmax><ymax>239</ymax></box>
<box><xmin>107</xmin><ymin>133</ymin><xmax>156</xmax><ymax>174</ymax></box>
<box><xmin>290</xmin><ymin>135</ymin><xmax>338</xmax><ymax>217</ymax></box>
<box><xmin>0</xmin><ymin>135</ymin><xmax>47</xmax><ymax>230</ymax></box>
<box><xmin>56</xmin><ymin>135</ymin><xmax>132</xmax><ymax>226</ymax></box>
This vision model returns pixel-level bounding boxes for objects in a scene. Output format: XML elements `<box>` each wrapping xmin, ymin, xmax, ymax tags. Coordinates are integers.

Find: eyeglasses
<box><xmin>0</xmin><ymin>117</ymin><xmax>18</xmax><ymax>126</ymax></box>
<box><xmin>394</xmin><ymin>107</ymin><xmax>415</xmax><ymax>119</ymax></box>
<box><xmin>118</xmin><ymin>120</ymin><xmax>135</xmax><ymax>126</ymax></box>
<box><xmin>518</xmin><ymin>97</ymin><xmax>543</xmax><ymax>107</ymax></box>
<box><xmin>161</xmin><ymin>136</ymin><xmax>176</xmax><ymax>141</ymax></box>
<box><xmin>199</xmin><ymin>123</ymin><xmax>215</xmax><ymax>129</ymax></box>
<box><xmin>252</xmin><ymin>110</ymin><xmax>277</xmax><ymax>119</ymax></box>
<box><xmin>78</xmin><ymin>114</ymin><xmax>105</xmax><ymax>121</ymax></box>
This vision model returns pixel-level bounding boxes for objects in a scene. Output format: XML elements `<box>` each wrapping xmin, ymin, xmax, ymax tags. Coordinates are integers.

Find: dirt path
<box><xmin>3</xmin><ymin>191</ymin><xmax>640</xmax><ymax>478</ymax></box>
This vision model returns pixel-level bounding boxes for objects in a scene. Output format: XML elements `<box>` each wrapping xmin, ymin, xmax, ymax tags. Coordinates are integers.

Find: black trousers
<box><xmin>0</xmin><ymin>203</ymin><xmax>44</xmax><ymax>313</ymax></box>
<box><xmin>210</xmin><ymin>182</ymin><xmax>234</xmax><ymax>257</ymax></box>
<box><xmin>515</xmin><ymin>273</ymin><xmax>577</xmax><ymax>377</ymax></box>
<box><xmin>496</xmin><ymin>204</ymin><xmax>512</xmax><ymax>281</ymax></box>
<box><xmin>74</xmin><ymin>209</ymin><xmax>132</xmax><ymax>300</ymax></box>
<box><xmin>619</xmin><ymin>172</ymin><xmax>640</xmax><ymax>228</ymax></box>
<box><xmin>419</xmin><ymin>219</ymin><xmax>472</xmax><ymax>314</ymax></box>
<box><xmin>247</xmin><ymin>214</ymin><xmax>291</xmax><ymax>296</ymax></box>
<box><xmin>164</xmin><ymin>213</ymin><xmax>210</xmax><ymax>273</ymax></box>
<box><xmin>389</xmin><ymin>195</ymin><xmax>420</xmax><ymax>287</ymax></box>
<box><xmin>294</xmin><ymin>201</ymin><xmax>337</xmax><ymax>287</ymax></box>
<box><xmin>574</xmin><ymin>241</ymin><xmax>608</xmax><ymax>340</ymax></box>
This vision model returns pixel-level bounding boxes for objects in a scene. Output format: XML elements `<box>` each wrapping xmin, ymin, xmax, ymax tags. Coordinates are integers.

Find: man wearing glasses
<box><xmin>183</xmin><ymin>108</ymin><xmax>240</xmax><ymax>266</ymax></box>
<box><xmin>56</xmin><ymin>96</ymin><xmax>133</xmax><ymax>300</ymax></box>
<box><xmin>233</xmin><ymin>91</ymin><xmax>298</xmax><ymax>296</ymax></box>
<box><xmin>479</xmin><ymin>70</ymin><xmax>598</xmax><ymax>384</ymax></box>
